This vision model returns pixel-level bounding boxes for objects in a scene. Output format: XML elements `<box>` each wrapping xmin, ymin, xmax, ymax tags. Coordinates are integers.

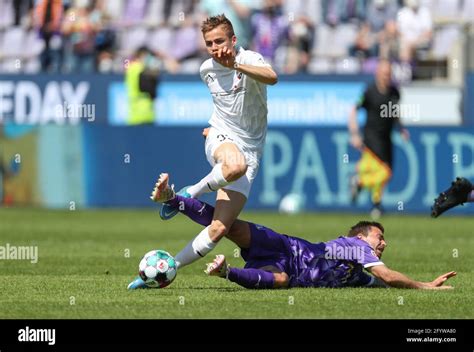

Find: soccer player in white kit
<box><xmin>155</xmin><ymin>14</ymin><xmax>278</xmax><ymax>269</ymax></box>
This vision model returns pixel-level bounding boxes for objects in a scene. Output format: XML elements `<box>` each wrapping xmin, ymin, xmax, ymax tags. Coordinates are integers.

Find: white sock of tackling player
<box><xmin>174</xmin><ymin>227</ymin><xmax>216</xmax><ymax>269</ymax></box>
<box><xmin>187</xmin><ymin>163</ymin><xmax>231</xmax><ymax>198</ymax></box>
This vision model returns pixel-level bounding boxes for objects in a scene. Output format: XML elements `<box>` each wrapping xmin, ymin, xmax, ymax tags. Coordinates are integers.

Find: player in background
<box><xmin>348</xmin><ymin>59</ymin><xmax>410</xmax><ymax>219</ymax></box>
<box><xmin>154</xmin><ymin>15</ymin><xmax>277</xmax><ymax>269</ymax></box>
<box><xmin>129</xmin><ymin>174</ymin><xmax>456</xmax><ymax>290</ymax></box>
<box><xmin>431</xmin><ymin>177</ymin><xmax>473</xmax><ymax>218</ymax></box>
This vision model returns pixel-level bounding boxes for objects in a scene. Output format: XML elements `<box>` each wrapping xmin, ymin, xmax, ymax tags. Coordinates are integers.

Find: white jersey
<box><xmin>199</xmin><ymin>47</ymin><xmax>270</xmax><ymax>152</ymax></box>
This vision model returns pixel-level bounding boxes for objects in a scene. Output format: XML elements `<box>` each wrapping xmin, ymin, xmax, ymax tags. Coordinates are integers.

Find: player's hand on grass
<box><xmin>213</xmin><ymin>46</ymin><xmax>235</xmax><ymax>68</ymax></box>
<box><xmin>425</xmin><ymin>271</ymin><xmax>457</xmax><ymax>289</ymax></box>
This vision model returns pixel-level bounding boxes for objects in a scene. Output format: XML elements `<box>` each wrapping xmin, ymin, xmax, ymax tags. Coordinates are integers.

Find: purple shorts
<box><xmin>240</xmin><ymin>223</ymin><xmax>291</xmax><ymax>273</ymax></box>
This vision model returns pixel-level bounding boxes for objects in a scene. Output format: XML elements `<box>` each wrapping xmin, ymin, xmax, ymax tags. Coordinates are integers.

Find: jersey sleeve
<box><xmin>199</xmin><ymin>63</ymin><xmax>207</xmax><ymax>83</ymax></box>
<box><xmin>199</xmin><ymin>59</ymin><xmax>213</xmax><ymax>84</ymax></box>
<box><xmin>242</xmin><ymin>50</ymin><xmax>271</xmax><ymax>68</ymax></box>
<box><xmin>358</xmin><ymin>242</ymin><xmax>384</xmax><ymax>269</ymax></box>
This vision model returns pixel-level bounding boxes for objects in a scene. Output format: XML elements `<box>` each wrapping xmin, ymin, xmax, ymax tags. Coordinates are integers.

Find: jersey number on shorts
<box><xmin>217</xmin><ymin>134</ymin><xmax>234</xmax><ymax>142</ymax></box>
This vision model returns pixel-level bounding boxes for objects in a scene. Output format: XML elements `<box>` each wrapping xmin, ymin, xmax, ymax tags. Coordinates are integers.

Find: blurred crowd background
<box><xmin>0</xmin><ymin>0</ymin><xmax>472</xmax><ymax>81</ymax></box>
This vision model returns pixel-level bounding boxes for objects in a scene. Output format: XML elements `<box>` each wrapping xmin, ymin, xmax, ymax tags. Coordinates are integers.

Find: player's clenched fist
<box><xmin>214</xmin><ymin>46</ymin><xmax>235</xmax><ymax>68</ymax></box>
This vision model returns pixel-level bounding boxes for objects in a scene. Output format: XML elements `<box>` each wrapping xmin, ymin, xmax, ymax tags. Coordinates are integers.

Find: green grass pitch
<box><xmin>1</xmin><ymin>208</ymin><xmax>472</xmax><ymax>319</ymax></box>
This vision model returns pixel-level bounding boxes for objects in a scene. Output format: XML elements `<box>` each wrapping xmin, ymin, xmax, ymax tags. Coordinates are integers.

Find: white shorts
<box><xmin>204</xmin><ymin>127</ymin><xmax>261</xmax><ymax>198</ymax></box>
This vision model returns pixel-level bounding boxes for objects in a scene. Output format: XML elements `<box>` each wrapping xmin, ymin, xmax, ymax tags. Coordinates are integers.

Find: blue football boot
<box><xmin>127</xmin><ymin>276</ymin><xmax>149</xmax><ymax>290</ymax></box>
<box><xmin>159</xmin><ymin>187</ymin><xmax>191</xmax><ymax>220</ymax></box>
<box><xmin>150</xmin><ymin>173</ymin><xmax>192</xmax><ymax>220</ymax></box>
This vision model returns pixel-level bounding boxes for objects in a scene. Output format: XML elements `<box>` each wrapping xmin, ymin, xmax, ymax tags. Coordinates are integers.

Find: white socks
<box><xmin>187</xmin><ymin>163</ymin><xmax>231</xmax><ymax>198</ymax></box>
<box><xmin>175</xmin><ymin>227</ymin><xmax>217</xmax><ymax>269</ymax></box>
<box><xmin>174</xmin><ymin>164</ymin><xmax>233</xmax><ymax>268</ymax></box>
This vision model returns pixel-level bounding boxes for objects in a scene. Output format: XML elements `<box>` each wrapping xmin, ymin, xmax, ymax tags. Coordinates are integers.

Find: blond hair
<box><xmin>201</xmin><ymin>14</ymin><xmax>235</xmax><ymax>38</ymax></box>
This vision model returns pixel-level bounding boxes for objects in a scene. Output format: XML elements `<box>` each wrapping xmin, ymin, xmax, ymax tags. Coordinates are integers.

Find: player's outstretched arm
<box><xmin>213</xmin><ymin>46</ymin><xmax>278</xmax><ymax>85</ymax></box>
<box><xmin>235</xmin><ymin>63</ymin><xmax>278</xmax><ymax>85</ymax></box>
<box><xmin>348</xmin><ymin>106</ymin><xmax>363</xmax><ymax>150</ymax></box>
<box><xmin>368</xmin><ymin>265</ymin><xmax>456</xmax><ymax>289</ymax></box>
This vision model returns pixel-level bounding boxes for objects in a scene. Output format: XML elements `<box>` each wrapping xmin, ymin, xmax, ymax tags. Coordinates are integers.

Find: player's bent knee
<box><xmin>225</xmin><ymin>163</ymin><xmax>248</xmax><ymax>182</ymax></box>
<box><xmin>273</xmin><ymin>272</ymin><xmax>289</xmax><ymax>288</ymax></box>
<box><xmin>208</xmin><ymin>222</ymin><xmax>229</xmax><ymax>241</ymax></box>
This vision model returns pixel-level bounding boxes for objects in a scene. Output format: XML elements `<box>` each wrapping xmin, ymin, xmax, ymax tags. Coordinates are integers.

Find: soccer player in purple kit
<box><xmin>128</xmin><ymin>173</ymin><xmax>456</xmax><ymax>290</ymax></box>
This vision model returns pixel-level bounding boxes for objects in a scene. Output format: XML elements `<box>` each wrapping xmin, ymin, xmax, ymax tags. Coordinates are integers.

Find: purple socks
<box><xmin>164</xmin><ymin>195</ymin><xmax>277</xmax><ymax>289</ymax></box>
<box><xmin>227</xmin><ymin>268</ymin><xmax>275</xmax><ymax>289</ymax></box>
<box><xmin>165</xmin><ymin>195</ymin><xmax>214</xmax><ymax>227</ymax></box>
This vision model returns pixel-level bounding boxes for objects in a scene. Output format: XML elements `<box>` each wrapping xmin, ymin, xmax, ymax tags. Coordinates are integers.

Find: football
<box><xmin>138</xmin><ymin>250</ymin><xmax>177</xmax><ymax>288</ymax></box>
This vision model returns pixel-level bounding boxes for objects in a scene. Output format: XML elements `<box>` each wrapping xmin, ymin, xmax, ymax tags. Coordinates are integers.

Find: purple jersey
<box><xmin>243</xmin><ymin>224</ymin><xmax>384</xmax><ymax>288</ymax></box>
<box><xmin>286</xmin><ymin>235</ymin><xmax>383</xmax><ymax>288</ymax></box>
